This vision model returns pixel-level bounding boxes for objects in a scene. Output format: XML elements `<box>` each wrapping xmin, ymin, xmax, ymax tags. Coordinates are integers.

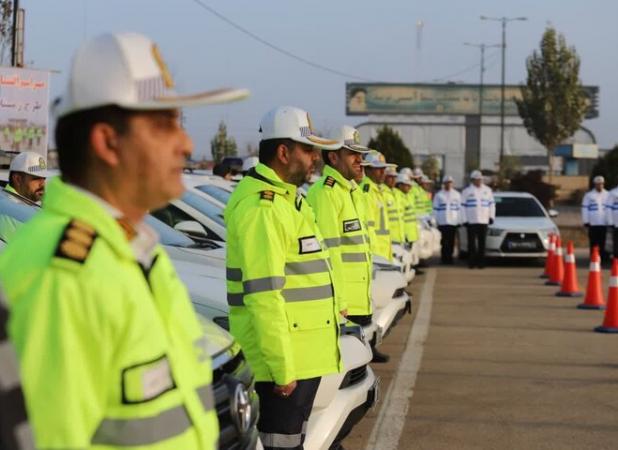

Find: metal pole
<box><xmin>11</xmin><ymin>0</ymin><xmax>18</xmax><ymax>66</ymax></box>
<box><xmin>499</xmin><ymin>18</ymin><xmax>506</xmax><ymax>168</ymax></box>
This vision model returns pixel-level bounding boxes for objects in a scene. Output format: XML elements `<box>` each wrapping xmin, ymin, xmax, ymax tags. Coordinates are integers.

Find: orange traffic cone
<box><xmin>578</xmin><ymin>246</ymin><xmax>605</xmax><ymax>310</ymax></box>
<box><xmin>541</xmin><ymin>233</ymin><xmax>555</xmax><ymax>279</ymax></box>
<box><xmin>595</xmin><ymin>258</ymin><xmax>618</xmax><ymax>333</ymax></box>
<box><xmin>545</xmin><ymin>237</ymin><xmax>564</xmax><ymax>286</ymax></box>
<box><xmin>556</xmin><ymin>241</ymin><xmax>582</xmax><ymax>297</ymax></box>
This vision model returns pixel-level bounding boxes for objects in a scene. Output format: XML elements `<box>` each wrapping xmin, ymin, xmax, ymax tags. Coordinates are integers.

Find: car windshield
<box><xmin>0</xmin><ymin>190</ymin><xmax>38</xmax><ymax>222</ymax></box>
<box><xmin>144</xmin><ymin>215</ymin><xmax>197</xmax><ymax>247</ymax></box>
<box><xmin>495</xmin><ymin>196</ymin><xmax>546</xmax><ymax>218</ymax></box>
<box><xmin>194</xmin><ymin>184</ymin><xmax>231</xmax><ymax>205</ymax></box>
<box><xmin>181</xmin><ymin>191</ymin><xmax>225</xmax><ymax>226</ymax></box>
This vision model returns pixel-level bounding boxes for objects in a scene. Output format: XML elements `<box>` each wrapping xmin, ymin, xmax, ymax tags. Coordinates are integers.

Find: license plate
<box><xmin>507</xmin><ymin>241</ymin><xmax>537</xmax><ymax>250</ymax></box>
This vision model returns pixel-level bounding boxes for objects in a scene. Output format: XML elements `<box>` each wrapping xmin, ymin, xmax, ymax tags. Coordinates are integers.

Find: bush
<box><xmin>510</xmin><ymin>170</ymin><xmax>557</xmax><ymax>207</ymax></box>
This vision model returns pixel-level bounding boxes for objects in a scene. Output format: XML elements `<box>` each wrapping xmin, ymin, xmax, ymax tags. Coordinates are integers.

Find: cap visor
<box><xmin>342</xmin><ymin>143</ymin><xmax>370</xmax><ymax>153</ymax></box>
<box><xmin>295</xmin><ymin>135</ymin><xmax>342</xmax><ymax>150</ymax></box>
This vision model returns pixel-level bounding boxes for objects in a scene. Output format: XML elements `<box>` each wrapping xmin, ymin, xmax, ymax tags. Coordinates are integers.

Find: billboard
<box><xmin>346</xmin><ymin>83</ymin><xmax>599</xmax><ymax>119</ymax></box>
<box><xmin>0</xmin><ymin>67</ymin><xmax>50</xmax><ymax>156</ymax></box>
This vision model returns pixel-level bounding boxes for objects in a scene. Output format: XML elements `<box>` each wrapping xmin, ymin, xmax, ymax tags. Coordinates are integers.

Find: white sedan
<box><xmin>459</xmin><ymin>191</ymin><xmax>559</xmax><ymax>258</ymax></box>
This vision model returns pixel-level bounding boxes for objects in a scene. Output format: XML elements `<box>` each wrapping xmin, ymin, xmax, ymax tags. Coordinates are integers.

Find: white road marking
<box><xmin>365</xmin><ymin>268</ymin><xmax>437</xmax><ymax>450</ymax></box>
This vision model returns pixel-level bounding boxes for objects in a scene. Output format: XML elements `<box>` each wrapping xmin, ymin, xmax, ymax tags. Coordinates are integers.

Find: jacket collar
<box><xmin>254</xmin><ymin>163</ymin><xmax>298</xmax><ymax>203</ymax></box>
<box><xmin>323</xmin><ymin>165</ymin><xmax>354</xmax><ymax>192</ymax></box>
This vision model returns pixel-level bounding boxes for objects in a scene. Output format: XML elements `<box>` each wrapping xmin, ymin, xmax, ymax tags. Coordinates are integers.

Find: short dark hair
<box><xmin>54</xmin><ymin>105</ymin><xmax>136</xmax><ymax>184</ymax></box>
<box><xmin>7</xmin><ymin>170</ymin><xmax>18</xmax><ymax>186</ymax></box>
<box><xmin>258</xmin><ymin>138</ymin><xmax>295</xmax><ymax>165</ymax></box>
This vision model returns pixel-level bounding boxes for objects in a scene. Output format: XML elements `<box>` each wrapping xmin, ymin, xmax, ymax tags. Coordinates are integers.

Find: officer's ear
<box><xmin>90</xmin><ymin>123</ymin><xmax>121</xmax><ymax>168</ymax></box>
<box><xmin>276</xmin><ymin>141</ymin><xmax>292</xmax><ymax>165</ymax></box>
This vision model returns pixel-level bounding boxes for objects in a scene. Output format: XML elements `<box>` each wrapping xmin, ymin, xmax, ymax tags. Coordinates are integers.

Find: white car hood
<box><xmin>493</xmin><ymin>217</ymin><xmax>555</xmax><ymax>231</ymax></box>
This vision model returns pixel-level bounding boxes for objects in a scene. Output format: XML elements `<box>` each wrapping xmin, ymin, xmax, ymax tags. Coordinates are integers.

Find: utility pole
<box><xmin>10</xmin><ymin>0</ymin><xmax>17</xmax><ymax>66</ymax></box>
<box><xmin>480</xmin><ymin>15</ymin><xmax>527</xmax><ymax>170</ymax></box>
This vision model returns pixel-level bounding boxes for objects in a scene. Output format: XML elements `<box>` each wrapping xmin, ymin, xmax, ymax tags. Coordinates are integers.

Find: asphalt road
<box><xmin>343</xmin><ymin>258</ymin><xmax>618</xmax><ymax>450</ymax></box>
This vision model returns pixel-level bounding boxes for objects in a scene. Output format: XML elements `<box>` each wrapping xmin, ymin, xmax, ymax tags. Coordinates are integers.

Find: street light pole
<box><xmin>480</xmin><ymin>15</ymin><xmax>527</xmax><ymax>171</ymax></box>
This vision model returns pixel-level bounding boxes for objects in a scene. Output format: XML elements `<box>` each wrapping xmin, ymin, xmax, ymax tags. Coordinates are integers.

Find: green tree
<box><xmin>367</xmin><ymin>125</ymin><xmax>413</xmax><ymax>168</ymax></box>
<box><xmin>516</xmin><ymin>26</ymin><xmax>588</xmax><ymax>184</ymax></box>
<box><xmin>210</xmin><ymin>121</ymin><xmax>237</xmax><ymax>163</ymax></box>
<box><xmin>0</xmin><ymin>1</ymin><xmax>12</xmax><ymax>65</ymax></box>
<box><xmin>591</xmin><ymin>145</ymin><xmax>618</xmax><ymax>190</ymax></box>
<box><xmin>421</xmin><ymin>157</ymin><xmax>440</xmax><ymax>181</ymax></box>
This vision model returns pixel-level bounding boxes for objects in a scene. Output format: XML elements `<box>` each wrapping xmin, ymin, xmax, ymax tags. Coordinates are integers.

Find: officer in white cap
<box><xmin>608</xmin><ymin>180</ymin><xmax>618</xmax><ymax>259</ymax></box>
<box><xmin>582</xmin><ymin>175</ymin><xmax>611</xmax><ymax>260</ymax></box>
<box><xmin>6</xmin><ymin>151</ymin><xmax>49</xmax><ymax>203</ymax></box>
<box><xmin>0</xmin><ymin>32</ymin><xmax>249</xmax><ymax>449</ymax></box>
<box><xmin>461</xmin><ymin>170</ymin><xmax>495</xmax><ymax>268</ymax></box>
<box><xmin>225</xmin><ymin>106</ymin><xmax>343</xmax><ymax>450</ymax></box>
<box><xmin>433</xmin><ymin>175</ymin><xmax>462</xmax><ymax>264</ymax></box>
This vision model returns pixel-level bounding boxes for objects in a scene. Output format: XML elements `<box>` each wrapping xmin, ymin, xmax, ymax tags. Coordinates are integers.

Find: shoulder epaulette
<box><xmin>324</xmin><ymin>176</ymin><xmax>336</xmax><ymax>188</ymax></box>
<box><xmin>363</xmin><ymin>184</ymin><xmax>370</xmax><ymax>193</ymax></box>
<box><xmin>260</xmin><ymin>190</ymin><xmax>275</xmax><ymax>202</ymax></box>
<box><xmin>54</xmin><ymin>219</ymin><xmax>97</xmax><ymax>264</ymax></box>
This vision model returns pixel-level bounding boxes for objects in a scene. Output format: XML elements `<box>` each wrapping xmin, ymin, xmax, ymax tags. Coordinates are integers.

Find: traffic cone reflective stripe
<box><xmin>541</xmin><ymin>234</ymin><xmax>555</xmax><ymax>279</ymax></box>
<box><xmin>557</xmin><ymin>241</ymin><xmax>582</xmax><ymax>297</ymax></box>
<box><xmin>578</xmin><ymin>246</ymin><xmax>605</xmax><ymax>310</ymax></box>
<box><xmin>595</xmin><ymin>259</ymin><xmax>618</xmax><ymax>333</ymax></box>
<box><xmin>545</xmin><ymin>237</ymin><xmax>564</xmax><ymax>286</ymax></box>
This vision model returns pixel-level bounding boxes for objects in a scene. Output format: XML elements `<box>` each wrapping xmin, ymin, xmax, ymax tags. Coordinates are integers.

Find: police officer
<box><xmin>361</xmin><ymin>151</ymin><xmax>395</xmax><ymax>261</ymax></box>
<box><xmin>5</xmin><ymin>151</ymin><xmax>49</xmax><ymax>203</ymax></box>
<box><xmin>582</xmin><ymin>175</ymin><xmax>611</xmax><ymax>261</ymax></box>
<box><xmin>225</xmin><ymin>106</ymin><xmax>343</xmax><ymax>450</ymax></box>
<box><xmin>307</xmin><ymin>125</ymin><xmax>389</xmax><ymax>364</ymax></box>
<box><xmin>433</xmin><ymin>175</ymin><xmax>462</xmax><ymax>264</ymax></box>
<box><xmin>0</xmin><ymin>32</ymin><xmax>248</xmax><ymax>449</ymax></box>
<box><xmin>384</xmin><ymin>165</ymin><xmax>406</xmax><ymax>251</ymax></box>
<box><xmin>461</xmin><ymin>170</ymin><xmax>495</xmax><ymax>269</ymax></box>
<box><xmin>395</xmin><ymin>172</ymin><xmax>419</xmax><ymax>247</ymax></box>
<box><xmin>609</xmin><ymin>183</ymin><xmax>618</xmax><ymax>259</ymax></box>
<box><xmin>0</xmin><ymin>288</ymin><xmax>34</xmax><ymax>450</ymax></box>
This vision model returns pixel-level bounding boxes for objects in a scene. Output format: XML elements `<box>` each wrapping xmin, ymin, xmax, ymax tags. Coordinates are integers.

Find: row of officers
<box><xmin>0</xmin><ymin>31</ymin><xmax>495</xmax><ymax>450</ymax></box>
<box><xmin>580</xmin><ymin>175</ymin><xmax>618</xmax><ymax>261</ymax></box>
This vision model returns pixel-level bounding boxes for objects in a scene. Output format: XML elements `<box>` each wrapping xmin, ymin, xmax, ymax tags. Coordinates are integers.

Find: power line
<box><xmin>429</xmin><ymin>49</ymin><xmax>500</xmax><ymax>82</ymax></box>
<box><xmin>190</xmin><ymin>0</ymin><xmax>377</xmax><ymax>82</ymax></box>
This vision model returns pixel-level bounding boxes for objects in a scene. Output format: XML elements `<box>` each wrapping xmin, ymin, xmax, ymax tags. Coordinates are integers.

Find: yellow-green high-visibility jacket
<box><xmin>398</xmin><ymin>188</ymin><xmax>419</xmax><ymax>242</ymax></box>
<box><xmin>360</xmin><ymin>176</ymin><xmax>392</xmax><ymax>261</ymax></box>
<box><xmin>384</xmin><ymin>186</ymin><xmax>405</xmax><ymax>246</ymax></box>
<box><xmin>225</xmin><ymin>163</ymin><xmax>342</xmax><ymax>386</ymax></box>
<box><xmin>0</xmin><ymin>177</ymin><xmax>218</xmax><ymax>450</ymax></box>
<box><xmin>307</xmin><ymin>165</ymin><xmax>372</xmax><ymax>316</ymax></box>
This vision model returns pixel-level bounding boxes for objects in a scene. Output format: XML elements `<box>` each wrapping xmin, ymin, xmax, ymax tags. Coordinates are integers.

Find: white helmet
<box><xmin>242</xmin><ymin>156</ymin><xmax>259</xmax><ymax>172</ymax></box>
<box><xmin>54</xmin><ymin>32</ymin><xmax>249</xmax><ymax>119</ymax></box>
<box><xmin>396</xmin><ymin>173</ymin><xmax>412</xmax><ymax>185</ymax></box>
<box><xmin>331</xmin><ymin>125</ymin><xmax>369</xmax><ymax>153</ymax></box>
<box><xmin>442</xmin><ymin>175</ymin><xmax>454</xmax><ymax>184</ymax></box>
<box><xmin>399</xmin><ymin>167</ymin><xmax>413</xmax><ymax>177</ymax></box>
<box><xmin>9</xmin><ymin>151</ymin><xmax>50</xmax><ymax>178</ymax></box>
<box><xmin>362</xmin><ymin>150</ymin><xmax>390</xmax><ymax>168</ymax></box>
<box><xmin>593</xmin><ymin>175</ymin><xmax>605</xmax><ymax>184</ymax></box>
<box><xmin>470</xmin><ymin>170</ymin><xmax>483</xmax><ymax>180</ymax></box>
<box><xmin>412</xmin><ymin>168</ymin><xmax>424</xmax><ymax>178</ymax></box>
<box><xmin>259</xmin><ymin>106</ymin><xmax>341</xmax><ymax>150</ymax></box>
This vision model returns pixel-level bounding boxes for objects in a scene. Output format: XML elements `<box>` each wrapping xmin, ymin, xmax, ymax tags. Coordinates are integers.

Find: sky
<box><xmin>22</xmin><ymin>0</ymin><xmax>618</xmax><ymax>158</ymax></box>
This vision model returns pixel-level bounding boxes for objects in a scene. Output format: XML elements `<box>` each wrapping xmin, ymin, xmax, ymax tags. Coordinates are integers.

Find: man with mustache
<box><xmin>5</xmin><ymin>151</ymin><xmax>49</xmax><ymax>204</ymax></box>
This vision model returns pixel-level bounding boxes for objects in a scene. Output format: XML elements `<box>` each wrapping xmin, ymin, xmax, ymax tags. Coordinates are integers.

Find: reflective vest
<box><xmin>307</xmin><ymin>165</ymin><xmax>372</xmax><ymax>316</ymax></box>
<box><xmin>411</xmin><ymin>183</ymin><xmax>430</xmax><ymax>218</ymax></box>
<box><xmin>397</xmin><ymin>188</ymin><xmax>419</xmax><ymax>242</ymax></box>
<box><xmin>384</xmin><ymin>186</ymin><xmax>405</xmax><ymax>246</ymax></box>
<box><xmin>225</xmin><ymin>163</ymin><xmax>342</xmax><ymax>386</ymax></box>
<box><xmin>0</xmin><ymin>177</ymin><xmax>218</xmax><ymax>450</ymax></box>
<box><xmin>360</xmin><ymin>176</ymin><xmax>392</xmax><ymax>261</ymax></box>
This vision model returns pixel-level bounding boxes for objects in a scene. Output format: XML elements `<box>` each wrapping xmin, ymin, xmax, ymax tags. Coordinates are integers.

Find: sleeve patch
<box><xmin>363</xmin><ymin>184</ymin><xmax>370</xmax><ymax>193</ymax></box>
<box><xmin>54</xmin><ymin>220</ymin><xmax>97</xmax><ymax>264</ymax></box>
<box><xmin>324</xmin><ymin>176</ymin><xmax>336</xmax><ymax>187</ymax></box>
<box><xmin>260</xmin><ymin>190</ymin><xmax>275</xmax><ymax>202</ymax></box>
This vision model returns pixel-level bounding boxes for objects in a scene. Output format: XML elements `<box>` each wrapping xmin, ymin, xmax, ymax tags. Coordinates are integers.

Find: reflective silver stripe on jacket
<box><xmin>92</xmin><ymin>385</ymin><xmax>213</xmax><ymax>446</ymax></box>
<box><xmin>323</xmin><ymin>237</ymin><xmax>341</xmax><ymax>248</ymax></box>
<box><xmin>375</xmin><ymin>229</ymin><xmax>390</xmax><ymax>236</ymax></box>
<box><xmin>367</xmin><ymin>220</ymin><xmax>375</xmax><ymax>227</ymax></box>
<box><xmin>226</xmin><ymin>267</ymin><xmax>242</xmax><ymax>282</ymax></box>
<box><xmin>341</xmin><ymin>252</ymin><xmax>368</xmax><ymax>263</ymax></box>
<box><xmin>243</xmin><ymin>277</ymin><xmax>285</xmax><ymax>294</ymax></box>
<box><xmin>285</xmin><ymin>259</ymin><xmax>329</xmax><ymax>276</ymax></box>
<box><xmin>340</xmin><ymin>235</ymin><xmax>365</xmax><ymax>246</ymax></box>
<box><xmin>259</xmin><ymin>432</ymin><xmax>303</xmax><ymax>448</ymax></box>
<box><xmin>282</xmin><ymin>284</ymin><xmax>333</xmax><ymax>302</ymax></box>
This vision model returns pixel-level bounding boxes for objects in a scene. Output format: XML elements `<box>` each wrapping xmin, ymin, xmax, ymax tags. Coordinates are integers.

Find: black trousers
<box><xmin>467</xmin><ymin>224</ymin><xmax>488</xmax><ymax>268</ymax></box>
<box><xmin>588</xmin><ymin>226</ymin><xmax>608</xmax><ymax>261</ymax></box>
<box><xmin>255</xmin><ymin>377</ymin><xmax>321</xmax><ymax>450</ymax></box>
<box><xmin>438</xmin><ymin>225</ymin><xmax>457</xmax><ymax>263</ymax></box>
<box><xmin>614</xmin><ymin>227</ymin><xmax>618</xmax><ymax>259</ymax></box>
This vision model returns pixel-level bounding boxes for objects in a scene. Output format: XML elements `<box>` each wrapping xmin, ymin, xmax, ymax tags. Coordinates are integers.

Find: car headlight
<box><xmin>488</xmin><ymin>228</ymin><xmax>505</xmax><ymax>237</ymax></box>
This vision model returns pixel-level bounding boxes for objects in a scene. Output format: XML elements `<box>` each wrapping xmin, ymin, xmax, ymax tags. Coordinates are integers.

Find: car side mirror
<box><xmin>174</xmin><ymin>220</ymin><xmax>207</xmax><ymax>238</ymax></box>
<box><xmin>548</xmin><ymin>209</ymin><xmax>559</xmax><ymax>218</ymax></box>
